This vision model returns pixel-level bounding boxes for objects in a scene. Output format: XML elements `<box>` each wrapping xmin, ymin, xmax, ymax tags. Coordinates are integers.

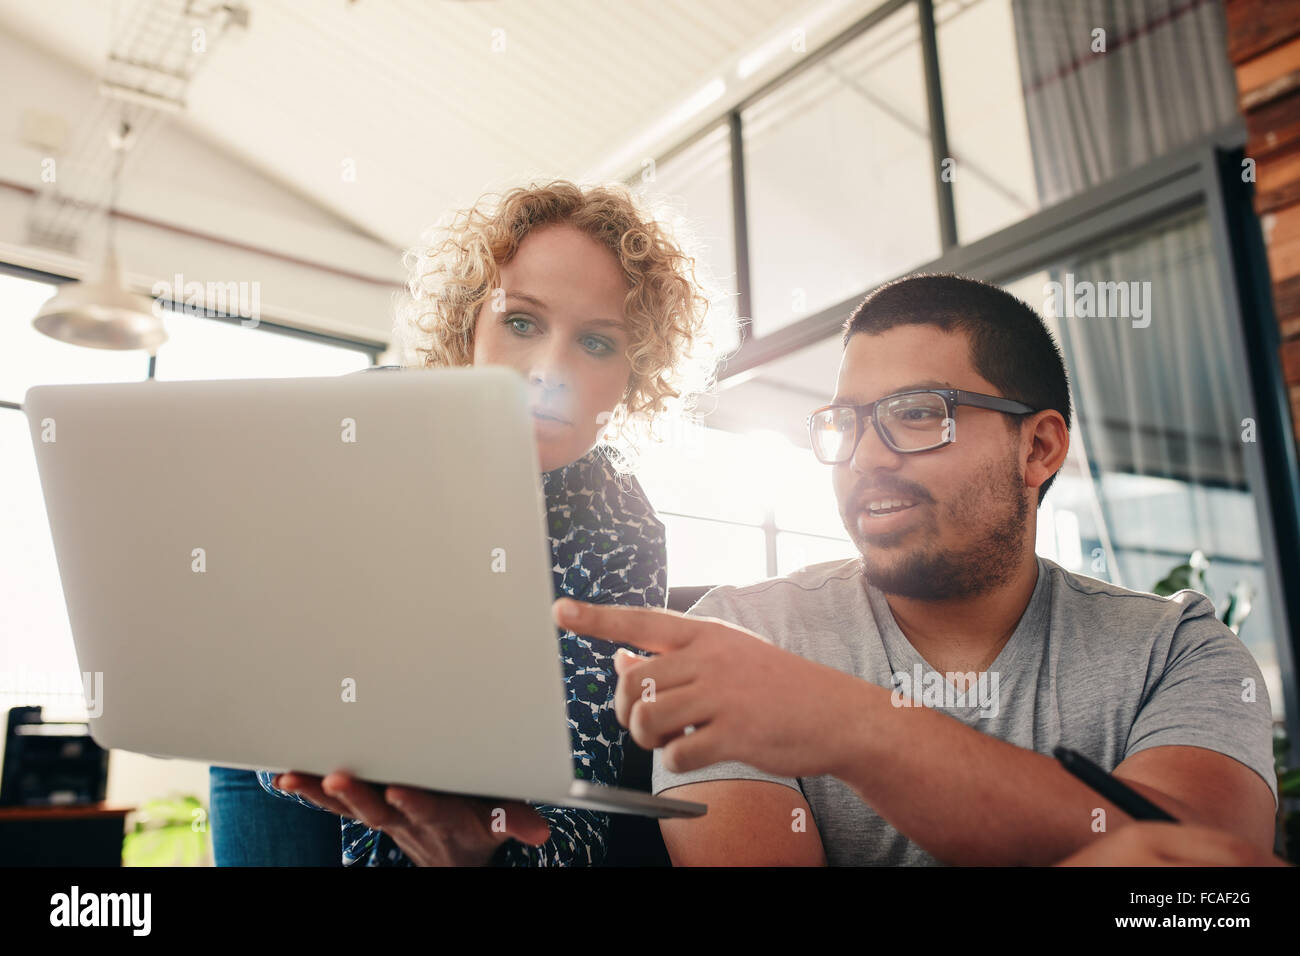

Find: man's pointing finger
<box><xmin>552</xmin><ymin>598</ymin><xmax>697</xmax><ymax>653</ymax></box>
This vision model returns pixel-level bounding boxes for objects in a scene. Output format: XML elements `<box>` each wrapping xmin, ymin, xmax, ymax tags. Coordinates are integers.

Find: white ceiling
<box><xmin>0</xmin><ymin>0</ymin><xmax>875</xmax><ymax>249</ymax></box>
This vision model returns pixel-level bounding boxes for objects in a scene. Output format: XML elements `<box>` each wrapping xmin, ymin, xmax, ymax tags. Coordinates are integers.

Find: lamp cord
<box><xmin>105</xmin><ymin>119</ymin><xmax>130</xmax><ymax>262</ymax></box>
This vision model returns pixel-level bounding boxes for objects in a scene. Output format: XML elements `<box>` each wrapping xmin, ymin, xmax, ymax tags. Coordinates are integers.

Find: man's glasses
<box><xmin>806</xmin><ymin>389</ymin><xmax>1037</xmax><ymax>464</ymax></box>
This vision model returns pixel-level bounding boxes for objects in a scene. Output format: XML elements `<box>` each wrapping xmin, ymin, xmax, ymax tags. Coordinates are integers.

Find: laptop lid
<box><xmin>23</xmin><ymin>367</ymin><xmax>578</xmax><ymax>803</ymax></box>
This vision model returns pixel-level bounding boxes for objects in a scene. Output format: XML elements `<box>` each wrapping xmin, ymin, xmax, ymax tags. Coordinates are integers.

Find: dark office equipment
<box><xmin>0</xmin><ymin>705</ymin><xmax>109</xmax><ymax>807</ymax></box>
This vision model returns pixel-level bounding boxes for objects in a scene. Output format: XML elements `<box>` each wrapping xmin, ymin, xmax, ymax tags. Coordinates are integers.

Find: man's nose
<box><xmin>850</xmin><ymin>418</ymin><xmax>902</xmax><ymax>475</ymax></box>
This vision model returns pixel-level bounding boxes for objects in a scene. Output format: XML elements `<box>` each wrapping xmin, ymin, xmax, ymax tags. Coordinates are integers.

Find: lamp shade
<box><xmin>32</xmin><ymin>251</ymin><xmax>167</xmax><ymax>351</ymax></box>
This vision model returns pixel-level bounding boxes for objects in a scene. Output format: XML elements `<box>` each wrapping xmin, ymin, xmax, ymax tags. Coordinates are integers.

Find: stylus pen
<box><xmin>1053</xmin><ymin>746</ymin><xmax>1179</xmax><ymax>822</ymax></box>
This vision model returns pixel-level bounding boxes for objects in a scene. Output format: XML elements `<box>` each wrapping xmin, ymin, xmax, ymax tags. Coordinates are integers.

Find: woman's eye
<box><xmin>506</xmin><ymin>314</ymin><xmax>535</xmax><ymax>334</ymax></box>
<box><xmin>580</xmin><ymin>335</ymin><xmax>614</xmax><ymax>356</ymax></box>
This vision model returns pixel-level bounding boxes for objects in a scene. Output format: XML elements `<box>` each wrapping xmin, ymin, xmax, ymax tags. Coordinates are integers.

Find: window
<box><xmin>934</xmin><ymin>0</ymin><xmax>1038</xmax><ymax>243</ymax></box>
<box><xmin>937</xmin><ymin>0</ymin><xmax>1240</xmax><ymax>243</ymax></box>
<box><xmin>742</xmin><ymin>2</ymin><xmax>939</xmax><ymax>336</ymax></box>
<box><xmin>0</xmin><ymin>271</ymin><xmax>372</xmax><ymax>719</ymax></box>
<box><xmin>153</xmin><ymin>308</ymin><xmax>371</xmax><ymax>380</ymax></box>
<box><xmin>660</xmin><ymin>515</ymin><xmax>768</xmax><ymax>588</ymax></box>
<box><xmin>637</xmin><ymin>123</ymin><xmax>742</xmax><ymax>356</ymax></box>
<box><xmin>637</xmin><ymin>339</ymin><xmax>856</xmax><ymax>589</ymax></box>
<box><xmin>0</xmin><ymin>274</ymin><xmax>148</xmax><ymax>398</ymax></box>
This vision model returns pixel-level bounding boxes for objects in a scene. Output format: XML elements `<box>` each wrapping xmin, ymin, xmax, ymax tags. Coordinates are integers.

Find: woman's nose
<box><xmin>528</xmin><ymin>348</ymin><xmax>570</xmax><ymax>392</ymax></box>
<box><xmin>530</xmin><ymin>366</ymin><xmax>558</xmax><ymax>385</ymax></box>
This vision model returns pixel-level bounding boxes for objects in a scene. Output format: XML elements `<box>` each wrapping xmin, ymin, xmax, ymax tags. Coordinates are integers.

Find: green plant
<box><xmin>1151</xmin><ymin>549</ymin><xmax>1254</xmax><ymax>633</ymax></box>
<box><xmin>121</xmin><ymin>793</ymin><xmax>211</xmax><ymax>866</ymax></box>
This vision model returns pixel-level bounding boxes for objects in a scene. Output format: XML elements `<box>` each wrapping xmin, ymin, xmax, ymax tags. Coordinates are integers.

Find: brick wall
<box><xmin>1226</xmin><ymin>0</ymin><xmax>1300</xmax><ymax>445</ymax></box>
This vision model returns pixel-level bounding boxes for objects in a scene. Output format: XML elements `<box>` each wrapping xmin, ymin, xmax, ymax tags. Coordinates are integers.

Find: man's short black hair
<box><xmin>842</xmin><ymin>272</ymin><xmax>1073</xmax><ymax>505</ymax></box>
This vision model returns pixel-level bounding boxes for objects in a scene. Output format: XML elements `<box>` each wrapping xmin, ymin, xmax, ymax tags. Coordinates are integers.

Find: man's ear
<box><xmin>1022</xmin><ymin>410</ymin><xmax>1069</xmax><ymax>495</ymax></box>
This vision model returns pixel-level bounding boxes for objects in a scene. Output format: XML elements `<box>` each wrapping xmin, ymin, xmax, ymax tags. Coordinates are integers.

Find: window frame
<box><xmin>621</xmin><ymin>0</ymin><xmax>1300</xmax><ymax>759</ymax></box>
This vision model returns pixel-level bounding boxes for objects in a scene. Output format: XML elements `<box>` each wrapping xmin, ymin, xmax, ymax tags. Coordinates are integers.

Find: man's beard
<box><xmin>849</xmin><ymin>453</ymin><xmax>1029</xmax><ymax>601</ymax></box>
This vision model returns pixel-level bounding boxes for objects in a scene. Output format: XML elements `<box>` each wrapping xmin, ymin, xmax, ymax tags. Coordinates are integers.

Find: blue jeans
<box><xmin>209</xmin><ymin>766</ymin><xmax>342</xmax><ymax>866</ymax></box>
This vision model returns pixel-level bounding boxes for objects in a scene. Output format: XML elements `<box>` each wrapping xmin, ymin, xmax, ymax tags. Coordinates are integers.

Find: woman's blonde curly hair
<box><xmin>391</xmin><ymin>180</ymin><xmax>723</xmax><ymax>457</ymax></box>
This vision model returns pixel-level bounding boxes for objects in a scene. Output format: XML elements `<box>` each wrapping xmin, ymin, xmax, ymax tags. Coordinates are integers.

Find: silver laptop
<box><xmin>23</xmin><ymin>366</ymin><xmax>704</xmax><ymax>818</ymax></box>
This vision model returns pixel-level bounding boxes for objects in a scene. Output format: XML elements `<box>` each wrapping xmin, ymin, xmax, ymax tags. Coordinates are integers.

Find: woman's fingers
<box><xmin>491</xmin><ymin>798</ymin><xmax>551</xmax><ymax>845</ymax></box>
<box><xmin>274</xmin><ymin>772</ymin><xmax>354</xmax><ymax>817</ymax></box>
<box><xmin>380</xmin><ymin>785</ymin><xmax>481</xmax><ymax>835</ymax></box>
<box><xmin>320</xmin><ymin>771</ymin><xmax>406</xmax><ymax>831</ymax></box>
<box><xmin>278</xmin><ymin>770</ymin><xmax>554</xmax><ymax>859</ymax></box>
<box><xmin>384</xmin><ymin>789</ymin><xmax>550</xmax><ymax>846</ymax></box>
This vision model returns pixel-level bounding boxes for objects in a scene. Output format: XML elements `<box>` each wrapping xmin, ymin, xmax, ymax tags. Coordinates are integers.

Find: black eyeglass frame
<box><xmin>806</xmin><ymin>388</ymin><xmax>1038</xmax><ymax>463</ymax></box>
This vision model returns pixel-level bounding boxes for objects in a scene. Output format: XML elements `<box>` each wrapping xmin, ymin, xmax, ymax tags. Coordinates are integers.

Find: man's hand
<box><xmin>1054</xmin><ymin>822</ymin><xmax>1290</xmax><ymax>866</ymax></box>
<box><xmin>553</xmin><ymin>597</ymin><xmax>872</xmax><ymax>780</ymax></box>
<box><xmin>272</xmin><ymin>771</ymin><xmax>551</xmax><ymax>866</ymax></box>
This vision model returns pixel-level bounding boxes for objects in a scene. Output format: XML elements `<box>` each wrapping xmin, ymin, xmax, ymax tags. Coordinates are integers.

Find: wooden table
<box><xmin>0</xmin><ymin>803</ymin><xmax>132</xmax><ymax>866</ymax></box>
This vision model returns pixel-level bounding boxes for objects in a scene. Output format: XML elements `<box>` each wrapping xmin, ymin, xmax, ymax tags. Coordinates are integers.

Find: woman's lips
<box><xmin>531</xmin><ymin>408</ymin><xmax>571</xmax><ymax>429</ymax></box>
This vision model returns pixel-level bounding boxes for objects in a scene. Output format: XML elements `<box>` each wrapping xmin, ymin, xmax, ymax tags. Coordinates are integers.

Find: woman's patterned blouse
<box><xmin>256</xmin><ymin>444</ymin><xmax>666</xmax><ymax>866</ymax></box>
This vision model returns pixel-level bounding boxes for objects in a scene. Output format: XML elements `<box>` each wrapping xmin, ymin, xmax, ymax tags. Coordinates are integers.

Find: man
<box><xmin>553</xmin><ymin>272</ymin><xmax>1279</xmax><ymax>865</ymax></box>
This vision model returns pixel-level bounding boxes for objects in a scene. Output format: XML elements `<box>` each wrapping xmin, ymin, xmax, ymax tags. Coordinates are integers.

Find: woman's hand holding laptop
<box><xmin>271</xmin><ymin>772</ymin><xmax>551</xmax><ymax>866</ymax></box>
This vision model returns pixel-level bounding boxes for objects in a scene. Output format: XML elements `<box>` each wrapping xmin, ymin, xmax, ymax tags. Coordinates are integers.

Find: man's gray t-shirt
<box><xmin>652</xmin><ymin>555</ymin><xmax>1277</xmax><ymax>865</ymax></box>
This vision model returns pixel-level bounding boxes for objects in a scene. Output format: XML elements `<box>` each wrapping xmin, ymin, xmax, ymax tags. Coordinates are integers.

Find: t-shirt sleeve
<box><xmin>1122</xmin><ymin>591</ymin><xmax>1278</xmax><ymax>808</ymax></box>
<box><xmin>650</xmin><ymin>586</ymin><xmax>803</xmax><ymax>798</ymax></box>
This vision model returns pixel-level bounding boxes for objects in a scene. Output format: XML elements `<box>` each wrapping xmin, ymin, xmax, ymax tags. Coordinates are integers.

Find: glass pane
<box><xmin>635</xmin><ymin>422</ymin><xmax>769</xmax><ymax>526</ymax></box>
<box><xmin>0</xmin><ymin>410</ymin><xmax>84</xmax><ymax>719</ymax></box>
<box><xmin>934</xmin><ymin>0</ymin><xmax>1038</xmax><ymax>243</ymax></box>
<box><xmin>742</xmin><ymin>2</ymin><xmax>939</xmax><ymax>336</ymax></box>
<box><xmin>698</xmin><ymin>335</ymin><xmax>848</xmax><ymax>538</ymax></box>
<box><xmin>660</xmin><ymin>514</ymin><xmax>767</xmax><ymax>589</ymax></box>
<box><xmin>154</xmin><ymin>307</ymin><xmax>371</xmax><ymax>380</ymax></box>
<box><xmin>638</xmin><ymin>123</ymin><xmax>741</xmax><ymax>355</ymax></box>
<box><xmin>2</xmin><ymin>269</ymin><xmax>148</xmax><ymax>717</ymax></box>
<box><xmin>770</xmin><ymin>434</ymin><xmax>849</xmax><ymax>538</ymax></box>
<box><xmin>776</xmin><ymin>532</ymin><xmax>859</xmax><ymax>577</ymax></box>
<box><xmin>938</xmin><ymin>0</ymin><xmax>1239</xmax><ymax>243</ymax></box>
<box><xmin>1</xmin><ymin>282</ymin><xmax>372</xmax><ymax>726</ymax></box>
<box><xmin>0</xmin><ymin>273</ymin><xmax>149</xmax><ymax>401</ymax></box>
<box><xmin>1002</xmin><ymin>212</ymin><xmax>1287</xmax><ymax>727</ymax></box>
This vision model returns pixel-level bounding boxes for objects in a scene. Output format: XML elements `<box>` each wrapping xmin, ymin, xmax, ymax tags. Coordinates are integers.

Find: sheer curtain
<box><xmin>1011</xmin><ymin>0</ymin><xmax>1239</xmax><ymax>204</ymax></box>
<box><xmin>1047</xmin><ymin>211</ymin><xmax>1282</xmax><ymax>716</ymax></box>
<box><xmin>1054</xmin><ymin>213</ymin><xmax>1241</xmax><ymax>494</ymax></box>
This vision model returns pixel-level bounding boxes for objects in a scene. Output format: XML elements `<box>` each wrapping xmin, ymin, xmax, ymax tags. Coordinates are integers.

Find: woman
<box><xmin>241</xmin><ymin>180</ymin><xmax>716</xmax><ymax>866</ymax></box>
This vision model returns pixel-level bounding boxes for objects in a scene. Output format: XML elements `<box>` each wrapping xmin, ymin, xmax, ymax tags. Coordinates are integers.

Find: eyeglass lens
<box><xmin>810</xmin><ymin>393</ymin><xmax>950</xmax><ymax>461</ymax></box>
